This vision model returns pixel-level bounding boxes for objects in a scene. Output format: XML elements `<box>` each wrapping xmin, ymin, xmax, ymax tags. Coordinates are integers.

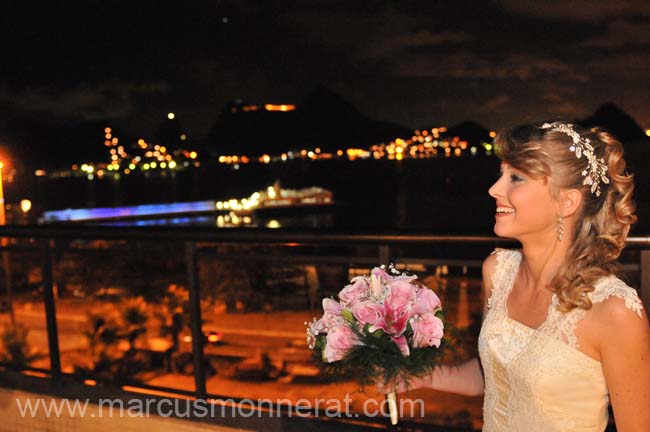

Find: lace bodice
<box><xmin>478</xmin><ymin>249</ymin><xmax>644</xmax><ymax>432</ymax></box>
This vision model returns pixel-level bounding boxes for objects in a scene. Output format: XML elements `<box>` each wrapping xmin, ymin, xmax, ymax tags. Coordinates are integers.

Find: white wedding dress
<box><xmin>478</xmin><ymin>249</ymin><xmax>644</xmax><ymax>431</ymax></box>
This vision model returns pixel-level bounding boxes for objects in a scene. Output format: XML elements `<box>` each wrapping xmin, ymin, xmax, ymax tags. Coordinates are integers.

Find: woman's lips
<box><xmin>495</xmin><ymin>205</ymin><xmax>515</xmax><ymax>217</ymax></box>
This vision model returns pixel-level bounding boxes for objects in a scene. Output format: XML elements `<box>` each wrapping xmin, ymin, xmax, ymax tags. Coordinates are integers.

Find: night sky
<box><xmin>2</xmin><ymin>0</ymin><xmax>649</xmax><ymax>140</ymax></box>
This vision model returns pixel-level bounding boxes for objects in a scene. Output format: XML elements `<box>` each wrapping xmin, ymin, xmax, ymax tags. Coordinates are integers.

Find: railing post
<box><xmin>641</xmin><ymin>250</ymin><xmax>650</xmax><ymax>315</ymax></box>
<box><xmin>41</xmin><ymin>239</ymin><xmax>62</xmax><ymax>384</ymax></box>
<box><xmin>379</xmin><ymin>245</ymin><xmax>391</xmax><ymax>264</ymax></box>
<box><xmin>185</xmin><ymin>241</ymin><xmax>207</xmax><ymax>399</ymax></box>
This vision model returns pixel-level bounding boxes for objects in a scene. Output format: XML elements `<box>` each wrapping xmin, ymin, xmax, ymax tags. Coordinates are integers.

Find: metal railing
<box><xmin>0</xmin><ymin>224</ymin><xmax>647</xmax><ymax>431</ymax></box>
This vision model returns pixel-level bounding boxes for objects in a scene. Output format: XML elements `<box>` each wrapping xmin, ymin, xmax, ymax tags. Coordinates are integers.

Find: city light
<box><xmin>264</xmin><ymin>104</ymin><xmax>296</xmax><ymax>112</ymax></box>
<box><xmin>54</xmin><ymin>115</ymin><xmax>488</xmax><ymax>183</ymax></box>
<box><xmin>266</xmin><ymin>220</ymin><xmax>281</xmax><ymax>229</ymax></box>
<box><xmin>215</xmin><ymin>123</ymin><xmax>487</xmax><ymax>168</ymax></box>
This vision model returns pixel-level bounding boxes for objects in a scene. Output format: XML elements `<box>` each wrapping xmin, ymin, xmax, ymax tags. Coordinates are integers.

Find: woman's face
<box><xmin>488</xmin><ymin>162</ymin><xmax>558</xmax><ymax>241</ymax></box>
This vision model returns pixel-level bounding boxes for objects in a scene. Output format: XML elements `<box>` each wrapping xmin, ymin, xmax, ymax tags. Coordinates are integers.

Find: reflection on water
<box><xmin>96</xmin><ymin>212</ymin><xmax>335</xmax><ymax>228</ymax></box>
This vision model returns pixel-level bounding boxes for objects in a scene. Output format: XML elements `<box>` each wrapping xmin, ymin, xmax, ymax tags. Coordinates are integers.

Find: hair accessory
<box><xmin>541</xmin><ymin>122</ymin><xmax>610</xmax><ymax>197</ymax></box>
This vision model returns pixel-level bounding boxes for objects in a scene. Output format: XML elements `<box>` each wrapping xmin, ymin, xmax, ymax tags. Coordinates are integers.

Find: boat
<box><xmin>40</xmin><ymin>181</ymin><xmax>334</xmax><ymax>224</ymax></box>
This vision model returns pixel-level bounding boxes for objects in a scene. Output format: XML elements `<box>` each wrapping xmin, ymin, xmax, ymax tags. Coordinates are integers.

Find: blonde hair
<box><xmin>495</xmin><ymin>123</ymin><xmax>637</xmax><ymax>312</ymax></box>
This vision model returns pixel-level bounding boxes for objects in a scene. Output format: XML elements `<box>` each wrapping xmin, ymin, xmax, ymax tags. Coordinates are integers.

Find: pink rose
<box><xmin>338</xmin><ymin>276</ymin><xmax>369</xmax><ymax>306</ymax></box>
<box><xmin>352</xmin><ymin>301</ymin><xmax>385</xmax><ymax>329</ymax></box>
<box><xmin>410</xmin><ymin>286</ymin><xmax>442</xmax><ymax>317</ymax></box>
<box><xmin>410</xmin><ymin>313</ymin><xmax>444</xmax><ymax>348</ymax></box>
<box><xmin>386</xmin><ymin>279</ymin><xmax>417</xmax><ymax>311</ymax></box>
<box><xmin>323</xmin><ymin>325</ymin><xmax>362</xmax><ymax>362</ymax></box>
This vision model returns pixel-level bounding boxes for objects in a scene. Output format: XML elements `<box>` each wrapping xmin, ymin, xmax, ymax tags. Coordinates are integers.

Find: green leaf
<box><xmin>341</xmin><ymin>309</ymin><xmax>355</xmax><ymax>324</ymax></box>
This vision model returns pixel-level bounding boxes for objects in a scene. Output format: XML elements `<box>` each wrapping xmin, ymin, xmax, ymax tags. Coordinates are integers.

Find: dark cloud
<box><xmin>579</xmin><ymin>20</ymin><xmax>650</xmax><ymax>47</ymax></box>
<box><xmin>390</xmin><ymin>52</ymin><xmax>587</xmax><ymax>82</ymax></box>
<box><xmin>0</xmin><ymin>82</ymin><xmax>169</xmax><ymax>120</ymax></box>
<box><xmin>541</xmin><ymin>88</ymin><xmax>589</xmax><ymax>118</ymax></box>
<box><xmin>485</xmin><ymin>95</ymin><xmax>512</xmax><ymax>113</ymax></box>
<box><xmin>359</xmin><ymin>30</ymin><xmax>473</xmax><ymax>61</ymax></box>
<box><xmin>587</xmin><ymin>52</ymin><xmax>650</xmax><ymax>79</ymax></box>
<box><xmin>498</xmin><ymin>0</ymin><xmax>650</xmax><ymax>21</ymax></box>
<box><xmin>0</xmin><ymin>0</ymin><xmax>648</xmax><ymax>135</ymax></box>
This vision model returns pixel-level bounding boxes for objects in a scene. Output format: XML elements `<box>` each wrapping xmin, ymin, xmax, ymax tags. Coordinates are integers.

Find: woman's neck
<box><xmin>519</xmin><ymin>234</ymin><xmax>571</xmax><ymax>292</ymax></box>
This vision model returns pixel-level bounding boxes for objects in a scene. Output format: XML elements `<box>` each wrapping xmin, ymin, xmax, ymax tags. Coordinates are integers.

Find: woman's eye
<box><xmin>510</xmin><ymin>174</ymin><xmax>523</xmax><ymax>182</ymax></box>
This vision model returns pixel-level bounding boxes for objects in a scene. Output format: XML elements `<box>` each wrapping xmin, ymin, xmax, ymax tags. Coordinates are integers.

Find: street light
<box><xmin>20</xmin><ymin>199</ymin><xmax>32</xmax><ymax>214</ymax></box>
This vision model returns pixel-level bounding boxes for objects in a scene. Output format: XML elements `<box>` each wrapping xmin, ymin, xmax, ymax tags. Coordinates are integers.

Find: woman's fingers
<box><xmin>377</xmin><ymin>378</ymin><xmax>408</xmax><ymax>394</ymax></box>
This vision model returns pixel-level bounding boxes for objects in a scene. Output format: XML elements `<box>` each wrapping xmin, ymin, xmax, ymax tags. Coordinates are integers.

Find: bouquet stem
<box><xmin>386</xmin><ymin>391</ymin><xmax>398</xmax><ymax>425</ymax></box>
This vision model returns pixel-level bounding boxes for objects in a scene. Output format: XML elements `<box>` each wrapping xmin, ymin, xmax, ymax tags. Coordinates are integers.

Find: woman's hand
<box><xmin>377</xmin><ymin>373</ymin><xmax>431</xmax><ymax>394</ymax></box>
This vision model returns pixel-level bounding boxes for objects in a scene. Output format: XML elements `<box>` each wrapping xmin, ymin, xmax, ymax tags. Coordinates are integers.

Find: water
<box><xmin>9</xmin><ymin>156</ymin><xmax>650</xmax><ymax>233</ymax></box>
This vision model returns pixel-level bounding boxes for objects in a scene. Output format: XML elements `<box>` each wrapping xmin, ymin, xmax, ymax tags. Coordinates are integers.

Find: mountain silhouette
<box><xmin>443</xmin><ymin>121</ymin><xmax>491</xmax><ymax>145</ymax></box>
<box><xmin>579</xmin><ymin>102</ymin><xmax>646</xmax><ymax>142</ymax></box>
<box><xmin>0</xmin><ymin>116</ymin><xmax>121</xmax><ymax>168</ymax></box>
<box><xmin>204</xmin><ymin>86</ymin><xmax>410</xmax><ymax>155</ymax></box>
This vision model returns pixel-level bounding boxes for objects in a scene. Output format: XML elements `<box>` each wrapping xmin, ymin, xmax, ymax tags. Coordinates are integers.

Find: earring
<box><xmin>557</xmin><ymin>216</ymin><xmax>564</xmax><ymax>241</ymax></box>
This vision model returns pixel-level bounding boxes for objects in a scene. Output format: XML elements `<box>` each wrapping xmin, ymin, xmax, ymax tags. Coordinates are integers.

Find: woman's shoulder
<box><xmin>589</xmin><ymin>275</ymin><xmax>644</xmax><ymax>318</ymax></box>
<box><xmin>585</xmin><ymin>277</ymin><xmax>649</xmax><ymax>361</ymax></box>
<box><xmin>482</xmin><ymin>248</ymin><xmax>521</xmax><ymax>295</ymax></box>
<box><xmin>483</xmin><ymin>248</ymin><xmax>521</xmax><ymax>272</ymax></box>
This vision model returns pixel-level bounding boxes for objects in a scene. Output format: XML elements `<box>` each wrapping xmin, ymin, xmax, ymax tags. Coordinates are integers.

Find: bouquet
<box><xmin>306</xmin><ymin>265</ymin><xmax>446</xmax><ymax>424</ymax></box>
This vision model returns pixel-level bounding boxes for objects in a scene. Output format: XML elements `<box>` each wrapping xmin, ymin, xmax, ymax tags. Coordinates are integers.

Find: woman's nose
<box><xmin>488</xmin><ymin>178</ymin><xmax>502</xmax><ymax>199</ymax></box>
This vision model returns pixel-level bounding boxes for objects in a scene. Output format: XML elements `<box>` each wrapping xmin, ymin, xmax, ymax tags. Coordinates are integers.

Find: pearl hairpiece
<box><xmin>541</xmin><ymin>122</ymin><xmax>610</xmax><ymax>197</ymax></box>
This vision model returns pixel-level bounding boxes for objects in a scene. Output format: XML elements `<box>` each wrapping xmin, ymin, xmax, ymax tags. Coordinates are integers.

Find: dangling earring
<box><xmin>557</xmin><ymin>216</ymin><xmax>564</xmax><ymax>241</ymax></box>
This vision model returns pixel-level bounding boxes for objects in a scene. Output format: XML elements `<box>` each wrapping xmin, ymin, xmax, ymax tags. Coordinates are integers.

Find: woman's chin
<box><xmin>493</xmin><ymin>227</ymin><xmax>520</xmax><ymax>242</ymax></box>
<box><xmin>493</xmin><ymin>225</ymin><xmax>512</xmax><ymax>238</ymax></box>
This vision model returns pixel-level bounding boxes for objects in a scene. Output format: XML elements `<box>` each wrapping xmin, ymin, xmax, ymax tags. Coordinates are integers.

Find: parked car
<box><xmin>181</xmin><ymin>323</ymin><xmax>224</xmax><ymax>346</ymax></box>
<box><xmin>92</xmin><ymin>287</ymin><xmax>128</xmax><ymax>302</ymax></box>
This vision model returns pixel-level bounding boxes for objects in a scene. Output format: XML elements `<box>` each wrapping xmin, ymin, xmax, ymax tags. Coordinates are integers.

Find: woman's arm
<box><xmin>596</xmin><ymin>298</ymin><xmax>650</xmax><ymax>431</ymax></box>
<box><xmin>379</xmin><ymin>358</ymin><xmax>484</xmax><ymax>396</ymax></box>
<box><xmin>381</xmin><ymin>254</ymin><xmax>497</xmax><ymax>396</ymax></box>
<box><xmin>428</xmin><ymin>358</ymin><xmax>484</xmax><ymax>396</ymax></box>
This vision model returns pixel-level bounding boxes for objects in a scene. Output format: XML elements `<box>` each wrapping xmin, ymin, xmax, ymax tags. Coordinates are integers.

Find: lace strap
<box><xmin>487</xmin><ymin>248</ymin><xmax>521</xmax><ymax>313</ymax></box>
<box><xmin>589</xmin><ymin>276</ymin><xmax>644</xmax><ymax>317</ymax></box>
<box><xmin>543</xmin><ymin>275</ymin><xmax>644</xmax><ymax>349</ymax></box>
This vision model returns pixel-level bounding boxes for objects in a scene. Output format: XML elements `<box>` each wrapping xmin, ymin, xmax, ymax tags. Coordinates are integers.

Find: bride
<box><xmin>386</xmin><ymin>122</ymin><xmax>650</xmax><ymax>431</ymax></box>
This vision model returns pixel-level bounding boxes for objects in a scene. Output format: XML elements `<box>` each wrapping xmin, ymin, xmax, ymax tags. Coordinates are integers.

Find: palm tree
<box><xmin>121</xmin><ymin>297</ymin><xmax>149</xmax><ymax>351</ymax></box>
<box><xmin>157</xmin><ymin>284</ymin><xmax>189</xmax><ymax>350</ymax></box>
<box><xmin>0</xmin><ymin>325</ymin><xmax>34</xmax><ymax>370</ymax></box>
<box><xmin>82</xmin><ymin>308</ymin><xmax>121</xmax><ymax>373</ymax></box>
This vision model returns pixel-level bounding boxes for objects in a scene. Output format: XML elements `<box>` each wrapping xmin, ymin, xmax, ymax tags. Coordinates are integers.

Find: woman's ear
<box><xmin>559</xmin><ymin>189</ymin><xmax>582</xmax><ymax>217</ymax></box>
